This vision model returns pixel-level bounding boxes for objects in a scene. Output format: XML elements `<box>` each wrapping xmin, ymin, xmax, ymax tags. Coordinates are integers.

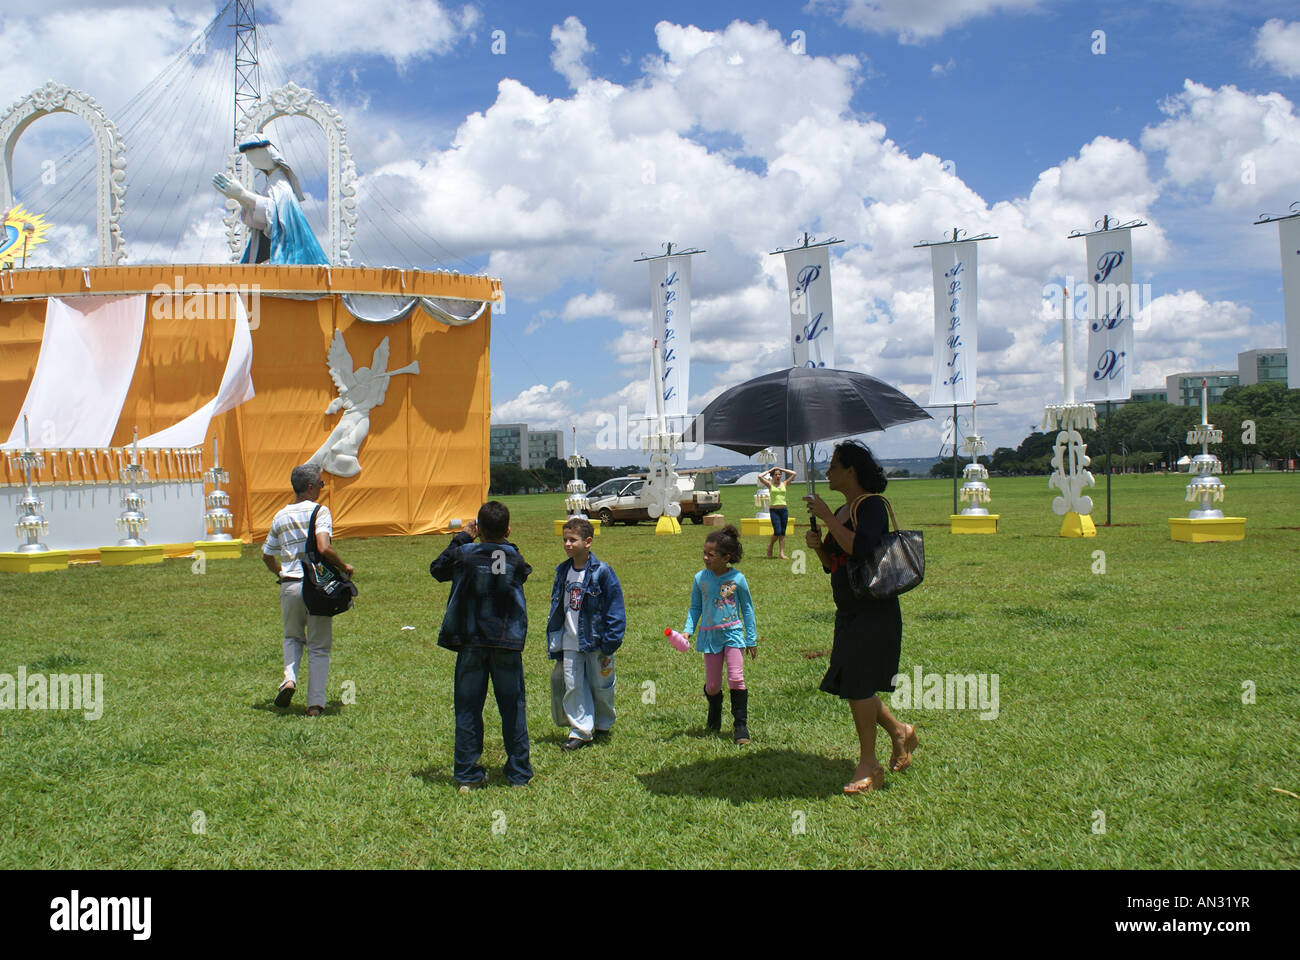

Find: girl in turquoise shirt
<box><xmin>682</xmin><ymin>524</ymin><xmax>757</xmax><ymax>744</ymax></box>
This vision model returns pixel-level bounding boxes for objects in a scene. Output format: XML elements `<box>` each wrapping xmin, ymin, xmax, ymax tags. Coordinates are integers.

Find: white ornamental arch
<box><xmin>223</xmin><ymin>82</ymin><xmax>358</xmax><ymax>265</ymax></box>
<box><xmin>0</xmin><ymin>80</ymin><xmax>127</xmax><ymax>265</ymax></box>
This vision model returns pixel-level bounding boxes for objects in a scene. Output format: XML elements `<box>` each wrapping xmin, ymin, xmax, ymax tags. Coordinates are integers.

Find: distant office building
<box><xmin>528</xmin><ymin>430</ymin><xmax>562</xmax><ymax>467</ymax></box>
<box><xmin>490</xmin><ymin>423</ymin><xmax>528</xmax><ymax>467</ymax></box>
<box><xmin>1165</xmin><ymin>371</ymin><xmax>1239</xmax><ymax>407</ymax></box>
<box><xmin>1237</xmin><ymin>348</ymin><xmax>1288</xmax><ymax>386</ymax></box>
<box><xmin>1123</xmin><ymin>388</ymin><xmax>1168</xmax><ymax>405</ymax></box>
<box><xmin>489</xmin><ymin>423</ymin><xmax>564</xmax><ymax>469</ymax></box>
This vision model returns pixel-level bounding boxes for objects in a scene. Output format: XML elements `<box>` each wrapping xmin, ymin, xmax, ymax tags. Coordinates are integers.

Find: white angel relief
<box><xmin>308</xmin><ymin>330</ymin><xmax>420</xmax><ymax>477</ymax></box>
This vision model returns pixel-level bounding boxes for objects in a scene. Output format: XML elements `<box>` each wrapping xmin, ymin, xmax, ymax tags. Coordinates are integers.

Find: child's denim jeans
<box><xmin>453</xmin><ymin>647</ymin><xmax>532</xmax><ymax>785</ymax></box>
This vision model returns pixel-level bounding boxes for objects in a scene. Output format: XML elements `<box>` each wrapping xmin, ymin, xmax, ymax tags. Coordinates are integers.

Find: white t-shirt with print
<box><xmin>561</xmin><ymin>564</ymin><xmax>585</xmax><ymax>651</ymax></box>
<box><xmin>263</xmin><ymin>500</ymin><xmax>332</xmax><ymax>580</ymax></box>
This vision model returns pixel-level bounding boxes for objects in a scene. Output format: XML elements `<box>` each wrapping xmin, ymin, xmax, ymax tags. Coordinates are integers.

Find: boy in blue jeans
<box><xmin>546</xmin><ymin>517</ymin><xmax>626</xmax><ymax>751</ymax></box>
<box><xmin>431</xmin><ymin>501</ymin><xmax>533</xmax><ymax>790</ymax></box>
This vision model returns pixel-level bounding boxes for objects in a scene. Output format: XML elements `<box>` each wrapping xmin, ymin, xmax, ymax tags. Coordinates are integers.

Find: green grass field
<box><xmin>2</xmin><ymin>473</ymin><xmax>1298</xmax><ymax>869</ymax></box>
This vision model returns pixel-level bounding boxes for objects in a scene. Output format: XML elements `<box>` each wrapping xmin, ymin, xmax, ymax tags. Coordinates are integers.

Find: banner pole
<box><xmin>1104</xmin><ymin>400</ymin><xmax>1112</xmax><ymax>525</ymax></box>
<box><xmin>952</xmin><ymin>403</ymin><xmax>959</xmax><ymax>515</ymax></box>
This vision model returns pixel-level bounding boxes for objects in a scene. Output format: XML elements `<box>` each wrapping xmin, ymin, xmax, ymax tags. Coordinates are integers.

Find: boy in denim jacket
<box><xmin>431</xmin><ymin>501</ymin><xmax>533</xmax><ymax>790</ymax></box>
<box><xmin>546</xmin><ymin>517</ymin><xmax>626</xmax><ymax>751</ymax></box>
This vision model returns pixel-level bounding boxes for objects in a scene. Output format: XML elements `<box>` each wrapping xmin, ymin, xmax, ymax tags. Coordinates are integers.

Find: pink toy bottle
<box><xmin>664</xmin><ymin>628</ymin><xmax>690</xmax><ymax>652</ymax></box>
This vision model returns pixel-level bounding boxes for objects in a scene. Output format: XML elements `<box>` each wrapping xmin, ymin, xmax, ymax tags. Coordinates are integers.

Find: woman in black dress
<box><xmin>804</xmin><ymin>441</ymin><xmax>917</xmax><ymax>794</ymax></box>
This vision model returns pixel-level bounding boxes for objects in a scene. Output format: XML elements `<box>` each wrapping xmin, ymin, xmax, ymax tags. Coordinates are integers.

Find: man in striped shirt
<box><xmin>262</xmin><ymin>463</ymin><xmax>353</xmax><ymax>716</ymax></box>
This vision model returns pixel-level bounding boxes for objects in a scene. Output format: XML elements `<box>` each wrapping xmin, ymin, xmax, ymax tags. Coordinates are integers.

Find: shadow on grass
<box><xmin>249</xmin><ymin>699</ymin><xmax>344</xmax><ymax>717</ymax></box>
<box><xmin>637</xmin><ymin>748</ymin><xmax>856</xmax><ymax>803</ymax></box>
<box><xmin>412</xmin><ymin>766</ymin><xmax>456</xmax><ymax>787</ymax></box>
<box><xmin>411</xmin><ymin>767</ymin><xmax>535</xmax><ymax>791</ymax></box>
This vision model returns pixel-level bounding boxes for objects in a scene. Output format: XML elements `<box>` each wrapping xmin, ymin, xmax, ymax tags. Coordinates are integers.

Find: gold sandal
<box><xmin>843</xmin><ymin>767</ymin><xmax>884</xmax><ymax>794</ymax></box>
<box><xmin>890</xmin><ymin>724</ymin><xmax>918</xmax><ymax>772</ymax></box>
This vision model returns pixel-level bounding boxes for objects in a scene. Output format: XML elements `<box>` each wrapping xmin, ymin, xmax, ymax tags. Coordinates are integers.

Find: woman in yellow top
<box><xmin>758</xmin><ymin>466</ymin><xmax>797</xmax><ymax>559</ymax></box>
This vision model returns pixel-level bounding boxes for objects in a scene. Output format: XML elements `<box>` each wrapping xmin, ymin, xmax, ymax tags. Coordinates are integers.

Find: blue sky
<box><xmin>5</xmin><ymin>0</ymin><xmax>1300</xmax><ymax>464</ymax></box>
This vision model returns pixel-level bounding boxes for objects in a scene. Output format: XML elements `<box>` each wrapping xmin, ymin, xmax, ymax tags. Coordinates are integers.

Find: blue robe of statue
<box><xmin>239</xmin><ymin>172</ymin><xmax>329</xmax><ymax>266</ymax></box>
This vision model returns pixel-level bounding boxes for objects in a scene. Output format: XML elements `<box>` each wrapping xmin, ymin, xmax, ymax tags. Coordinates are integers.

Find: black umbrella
<box><xmin>681</xmin><ymin>366</ymin><xmax>930</xmax><ymax>455</ymax></box>
<box><xmin>680</xmin><ymin>366</ymin><xmax>931</xmax><ymax>525</ymax></box>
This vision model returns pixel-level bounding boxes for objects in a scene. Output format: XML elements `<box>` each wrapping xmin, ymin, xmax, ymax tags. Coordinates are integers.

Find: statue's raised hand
<box><xmin>212</xmin><ymin>172</ymin><xmax>253</xmax><ymax>206</ymax></box>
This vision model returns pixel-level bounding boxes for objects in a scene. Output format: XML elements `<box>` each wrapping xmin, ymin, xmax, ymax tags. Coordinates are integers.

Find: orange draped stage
<box><xmin>0</xmin><ymin>265</ymin><xmax>497</xmax><ymax>542</ymax></box>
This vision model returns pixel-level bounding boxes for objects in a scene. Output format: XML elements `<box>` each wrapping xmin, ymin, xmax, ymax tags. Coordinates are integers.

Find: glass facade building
<box><xmin>1164</xmin><ymin>372</ymin><xmax>1239</xmax><ymax>407</ymax></box>
<box><xmin>1237</xmin><ymin>348</ymin><xmax>1288</xmax><ymax>387</ymax></box>
<box><xmin>490</xmin><ymin>423</ymin><xmax>563</xmax><ymax>469</ymax></box>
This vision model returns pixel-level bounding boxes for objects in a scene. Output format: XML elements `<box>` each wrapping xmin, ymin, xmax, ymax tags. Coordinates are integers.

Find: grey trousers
<box><xmin>280</xmin><ymin>579</ymin><xmax>334</xmax><ymax>709</ymax></box>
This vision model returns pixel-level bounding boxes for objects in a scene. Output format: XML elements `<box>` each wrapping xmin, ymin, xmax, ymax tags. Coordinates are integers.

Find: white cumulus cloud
<box><xmin>1255</xmin><ymin>18</ymin><xmax>1300</xmax><ymax>78</ymax></box>
<box><xmin>816</xmin><ymin>0</ymin><xmax>1046</xmax><ymax>43</ymax></box>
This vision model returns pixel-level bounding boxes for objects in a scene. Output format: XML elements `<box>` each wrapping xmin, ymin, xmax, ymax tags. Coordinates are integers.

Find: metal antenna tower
<box><xmin>233</xmin><ymin>0</ymin><xmax>261</xmax><ymax>145</ymax></box>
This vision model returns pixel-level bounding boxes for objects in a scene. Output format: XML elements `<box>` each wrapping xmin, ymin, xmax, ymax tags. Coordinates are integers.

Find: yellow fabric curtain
<box><xmin>0</xmin><ymin>294</ymin><xmax>490</xmax><ymax>540</ymax></box>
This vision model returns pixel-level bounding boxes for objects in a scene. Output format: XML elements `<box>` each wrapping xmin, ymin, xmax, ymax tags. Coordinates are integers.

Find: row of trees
<box><xmin>930</xmin><ymin>383</ymin><xmax>1300</xmax><ymax>477</ymax></box>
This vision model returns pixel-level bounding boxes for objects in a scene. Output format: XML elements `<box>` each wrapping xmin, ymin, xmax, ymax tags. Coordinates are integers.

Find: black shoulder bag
<box><xmin>846</xmin><ymin>494</ymin><xmax>924</xmax><ymax>600</ymax></box>
<box><xmin>301</xmin><ymin>505</ymin><xmax>357</xmax><ymax>617</ymax></box>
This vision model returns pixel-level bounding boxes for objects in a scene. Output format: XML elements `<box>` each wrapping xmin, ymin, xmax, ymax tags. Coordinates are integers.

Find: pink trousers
<box><xmin>704</xmin><ymin>647</ymin><xmax>746</xmax><ymax>693</ymax></box>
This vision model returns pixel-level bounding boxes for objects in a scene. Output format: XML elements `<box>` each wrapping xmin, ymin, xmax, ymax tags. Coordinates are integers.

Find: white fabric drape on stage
<box><xmin>928</xmin><ymin>242</ymin><xmax>976</xmax><ymax>406</ymax></box>
<box><xmin>1277</xmin><ymin>217</ymin><xmax>1300</xmax><ymax>390</ymax></box>
<box><xmin>644</xmin><ymin>255</ymin><xmax>691</xmax><ymax>425</ymax></box>
<box><xmin>785</xmin><ymin>246</ymin><xmax>835</xmax><ymax>369</ymax></box>
<box><xmin>1083</xmin><ymin>229</ymin><xmax>1134</xmax><ymax>402</ymax></box>
<box><xmin>2</xmin><ymin>294</ymin><xmax>145</xmax><ymax>450</ymax></box>
<box><xmin>139</xmin><ymin>295</ymin><xmax>255</xmax><ymax>448</ymax></box>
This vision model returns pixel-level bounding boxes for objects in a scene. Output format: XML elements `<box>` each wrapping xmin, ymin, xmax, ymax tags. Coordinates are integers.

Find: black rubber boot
<box><xmin>705</xmin><ymin>687</ymin><xmax>723</xmax><ymax>731</ymax></box>
<box><xmin>730</xmin><ymin>689</ymin><xmax>750</xmax><ymax>745</ymax></box>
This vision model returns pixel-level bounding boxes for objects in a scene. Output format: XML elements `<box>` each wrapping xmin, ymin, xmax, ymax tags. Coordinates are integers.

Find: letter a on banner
<box><xmin>928</xmin><ymin>242</ymin><xmax>976</xmax><ymax>406</ymax></box>
<box><xmin>645</xmin><ymin>256</ymin><xmax>691</xmax><ymax>424</ymax></box>
<box><xmin>1084</xmin><ymin>229</ymin><xmax>1134</xmax><ymax>401</ymax></box>
<box><xmin>1278</xmin><ymin>217</ymin><xmax>1300</xmax><ymax>389</ymax></box>
<box><xmin>786</xmin><ymin>246</ymin><xmax>835</xmax><ymax>368</ymax></box>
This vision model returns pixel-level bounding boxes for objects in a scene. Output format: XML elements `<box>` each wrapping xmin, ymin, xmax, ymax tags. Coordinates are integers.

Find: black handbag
<box><xmin>846</xmin><ymin>494</ymin><xmax>924</xmax><ymax>600</ymax></box>
<box><xmin>300</xmin><ymin>505</ymin><xmax>357</xmax><ymax>617</ymax></box>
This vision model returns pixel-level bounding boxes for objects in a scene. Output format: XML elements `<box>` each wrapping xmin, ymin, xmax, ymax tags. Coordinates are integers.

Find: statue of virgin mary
<box><xmin>212</xmin><ymin>139</ymin><xmax>329</xmax><ymax>265</ymax></box>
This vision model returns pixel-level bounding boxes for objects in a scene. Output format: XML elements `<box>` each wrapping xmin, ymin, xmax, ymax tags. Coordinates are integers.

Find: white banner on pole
<box><xmin>645</xmin><ymin>255</ymin><xmax>691</xmax><ymax>424</ymax></box>
<box><xmin>1083</xmin><ymin>229</ymin><xmax>1134</xmax><ymax>402</ymax></box>
<box><xmin>1278</xmin><ymin>217</ymin><xmax>1300</xmax><ymax>390</ymax></box>
<box><xmin>927</xmin><ymin>241</ymin><xmax>976</xmax><ymax>406</ymax></box>
<box><xmin>785</xmin><ymin>246</ymin><xmax>834</xmax><ymax>368</ymax></box>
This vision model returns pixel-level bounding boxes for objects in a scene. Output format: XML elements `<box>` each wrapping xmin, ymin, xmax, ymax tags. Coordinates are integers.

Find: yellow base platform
<box><xmin>0</xmin><ymin>550</ymin><xmax>71</xmax><ymax>573</ymax></box>
<box><xmin>654</xmin><ymin>515</ymin><xmax>682</xmax><ymax>535</ymax></box>
<box><xmin>951</xmin><ymin>514</ymin><xmax>999</xmax><ymax>534</ymax></box>
<box><xmin>190</xmin><ymin>540</ymin><xmax>244</xmax><ymax>559</ymax></box>
<box><xmin>553</xmin><ymin>519</ymin><xmax>602</xmax><ymax>537</ymax></box>
<box><xmin>1169</xmin><ymin>517</ymin><xmax>1246</xmax><ymax>542</ymax></box>
<box><xmin>740</xmin><ymin>517</ymin><xmax>803</xmax><ymax>537</ymax></box>
<box><xmin>99</xmin><ymin>544</ymin><xmax>165</xmax><ymax>566</ymax></box>
<box><xmin>1059</xmin><ymin>512</ymin><xmax>1097</xmax><ymax>538</ymax></box>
